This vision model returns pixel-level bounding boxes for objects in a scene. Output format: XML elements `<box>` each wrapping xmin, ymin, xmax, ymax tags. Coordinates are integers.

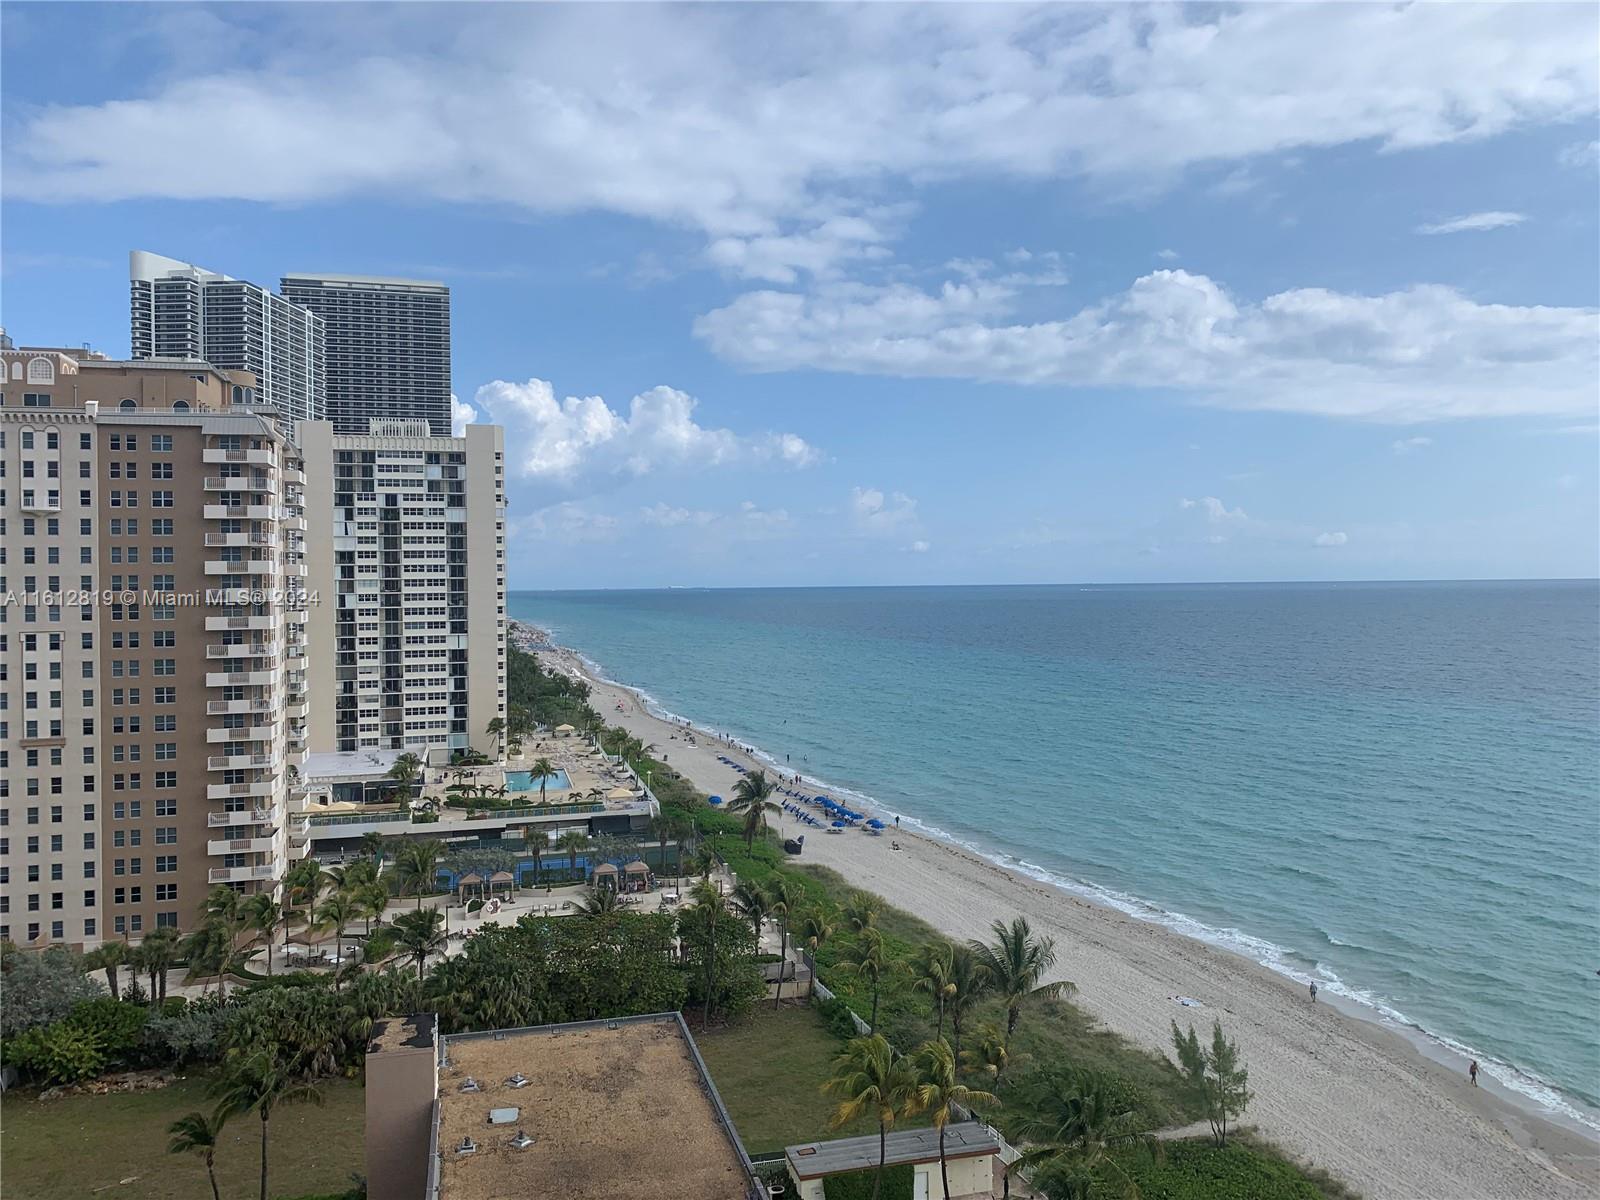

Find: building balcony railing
<box><xmin>203</xmin><ymin>503</ymin><xmax>276</xmax><ymax>521</ymax></box>
<box><xmin>203</xmin><ymin>448</ymin><xmax>277</xmax><ymax>466</ymax></box>
<box><xmin>207</xmin><ymin>696</ymin><xmax>275</xmax><ymax>715</ymax></box>
<box><xmin>208</xmin><ymin>808</ymin><xmax>276</xmax><ymax>828</ymax></box>
<box><xmin>207</xmin><ymin>836</ymin><xmax>278</xmax><ymax>856</ymax></box>
<box><xmin>208</xmin><ymin>864</ymin><xmax>278</xmax><ymax>884</ymax></box>
<box><xmin>204</xmin><ymin>613</ymin><xmax>277</xmax><ymax>631</ymax></box>
<box><xmin>204</xmin><ymin>559</ymin><xmax>278</xmax><ymax>576</ymax></box>
<box><xmin>207</xmin><ymin>723</ymin><xmax>277</xmax><ymax>743</ymax></box>
<box><xmin>207</xmin><ymin>751</ymin><xmax>279</xmax><ymax>771</ymax></box>
<box><xmin>204</xmin><ymin>531</ymin><xmax>277</xmax><ymax>547</ymax></box>
<box><xmin>206</xmin><ymin>640</ymin><xmax>280</xmax><ymax>659</ymax></box>
<box><xmin>207</xmin><ymin>778</ymin><xmax>278</xmax><ymax>801</ymax></box>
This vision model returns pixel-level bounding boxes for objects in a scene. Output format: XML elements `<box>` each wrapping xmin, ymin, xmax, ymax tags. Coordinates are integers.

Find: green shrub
<box><xmin>822</xmin><ymin>1163</ymin><xmax>913</xmax><ymax>1200</ymax></box>
<box><xmin>1106</xmin><ymin>1139</ymin><xmax>1326</xmax><ymax>1200</ymax></box>
<box><xmin>62</xmin><ymin>997</ymin><xmax>148</xmax><ymax>1061</ymax></box>
<box><xmin>467</xmin><ymin>898</ymin><xmax>485</xmax><ymax>914</ymax></box>
<box><xmin>816</xmin><ymin>997</ymin><xmax>863</xmax><ymax>1041</ymax></box>
<box><xmin>5</xmin><ymin>1022</ymin><xmax>107</xmax><ymax>1083</ymax></box>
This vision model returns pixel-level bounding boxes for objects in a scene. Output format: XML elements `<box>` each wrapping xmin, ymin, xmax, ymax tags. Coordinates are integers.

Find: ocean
<box><xmin>509</xmin><ymin>581</ymin><xmax>1600</xmax><ymax>1123</ymax></box>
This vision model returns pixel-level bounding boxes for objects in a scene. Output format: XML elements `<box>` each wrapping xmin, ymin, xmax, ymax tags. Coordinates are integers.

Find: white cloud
<box><xmin>739</xmin><ymin>500</ymin><xmax>790</xmax><ymax>528</ymax></box>
<box><xmin>696</xmin><ymin>268</ymin><xmax>1599</xmax><ymax>423</ymax></box>
<box><xmin>1391</xmin><ymin>436</ymin><xmax>1433</xmax><ymax>454</ymax></box>
<box><xmin>520</xmin><ymin>502</ymin><xmax>621</xmax><ymax>544</ymax></box>
<box><xmin>1156</xmin><ymin>248</ymin><xmax>1180</xmax><ymax>261</ymax></box>
<box><xmin>8</xmin><ymin>4</ymin><xmax>1594</xmax><ymax>277</ymax></box>
<box><xmin>1416</xmin><ymin>211</ymin><xmax>1526</xmax><ymax>235</ymax></box>
<box><xmin>468</xmin><ymin>378</ymin><xmax>819</xmax><ymax>487</ymax></box>
<box><xmin>851</xmin><ymin>486</ymin><xmax>919</xmax><ymax>535</ymax></box>
<box><xmin>640</xmin><ymin>502</ymin><xmax>716</xmax><ymax>528</ymax></box>
<box><xmin>1180</xmin><ymin>496</ymin><xmax>1248</xmax><ymax>522</ymax></box>
<box><xmin>449</xmin><ymin>393</ymin><xmax>478</xmax><ymax>437</ymax></box>
<box><xmin>1558</xmin><ymin>139</ymin><xmax>1599</xmax><ymax>169</ymax></box>
<box><xmin>907</xmin><ymin>539</ymin><xmax>931</xmax><ymax>553</ymax></box>
<box><xmin>1313</xmin><ymin>531</ymin><xmax>1349</xmax><ymax>547</ymax></box>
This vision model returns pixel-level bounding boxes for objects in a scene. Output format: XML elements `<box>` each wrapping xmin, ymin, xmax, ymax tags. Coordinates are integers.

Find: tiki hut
<box><xmin>592</xmin><ymin>862</ymin><xmax>620</xmax><ymax>890</ymax></box>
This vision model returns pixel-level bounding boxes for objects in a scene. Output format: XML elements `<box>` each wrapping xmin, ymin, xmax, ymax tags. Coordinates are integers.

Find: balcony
<box><xmin>285</xmin><ymin>700</ymin><xmax>310</xmax><ymax>720</ymax></box>
<box><xmin>207</xmin><ymin>723</ymin><xmax>276</xmax><ymax>743</ymax></box>
<box><xmin>284</xmin><ymin>609</ymin><xmax>308</xmax><ymax>626</ymax></box>
<box><xmin>282</xmin><ymin>514</ymin><xmax>307</xmax><ymax>532</ymax></box>
<box><xmin>207</xmin><ymin>778</ymin><xmax>278</xmax><ymax>801</ymax></box>
<box><xmin>207</xmin><ymin>696</ymin><xmax>275</xmax><ymax>715</ymax></box>
<box><xmin>203</xmin><ymin>503</ymin><xmax>276</xmax><ymax>521</ymax></box>
<box><xmin>204</xmin><ymin>559</ymin><xmax>277</xmax><ymax>576</ymax></box>
<box><xmin>207</xmin><ymin>836</ymin><xmax>278</xmax><ymax>856</ymax></box>
<box><xmin>206</xmin><ymin>668</ymin><xmax>278</xmax><ymax>687</ymax></box>
<box><xmin>203</xmin><ymin>448</ymin><xmax>277</xmax><ymax>466</ymax></box>
<box><xmin>204</xmin><ymin>532</ymin><xmax>277</xmax><ymax>547</ymax></box>
<box><xmin>206</xmin><ymin>640</ymin><xmax>280</xmax><ymax>659</ymax></box>
<box><xmin>208</xmin><ymin>864</ymin><xmax>278</xmax><ymax>884</ymax></box>
<box><xmin>205</xmin><ymin>613</ymin><xmax>277</xmax><ymax>631</ymax></box>
<box><xmin>20</xmin><ymin>496</ymin><xmax>62</xmax><ymax>514</ymax></box>
<box><xmin>208</xmin><ymin>751</ymin><xmax>278</xmax><ymax>771</ymax></box>
<box><xmin>207</xmin><ymin>808</ymin><xmax>276</xmax><ymax>828</ymax></box>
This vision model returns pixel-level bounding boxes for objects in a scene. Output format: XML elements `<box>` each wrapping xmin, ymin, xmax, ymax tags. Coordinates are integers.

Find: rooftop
<box><xmin>434</xmin><ymin>1014</ymin><xmax>757</xmax><ymax>1200</ymax></box>
<box><xmin>304</xmin><ymin>747</ymin><xmax>423</xmax><ymax>783</ymax></box>
<box><xmin>282</xmin><ymin>271</ymin><xmax>448</xmax><ymax>291</ymax></box>
<box><xmin>785</xmin><ymin>1122</ymin><xmax>1000</xmax><ymax>1180</ymax></box>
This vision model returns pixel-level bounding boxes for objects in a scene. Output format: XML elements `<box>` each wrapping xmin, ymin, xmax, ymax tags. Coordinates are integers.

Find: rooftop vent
<box><xmin>509</xmin><ymin>1130</ymin><xmax>535</xmax><ymax>1149</ymax></box>
<box><xmin>459</xmin><ymin>1077</ymin><xmax>481</xmax><ymax>1093</ymax></box>
<box><xmin>455</xmin><ymin>1137</ymin><xmax>477</xmax><ymax>1156</ymax></box>
<box><xmin>487</xmin><ymin>1107</ymin><xmax>520</xmax><ymax>1126</ymax></box>
<box><xmin>507</xmin><ymin>1072</ymin><xmax>529</xmax><ymax>1089</ymax></box>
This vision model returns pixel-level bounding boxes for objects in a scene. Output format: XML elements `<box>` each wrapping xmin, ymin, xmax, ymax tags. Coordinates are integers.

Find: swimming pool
<box><xmin>506</xmin><ymin>768</ymin><xmax>572</xmax><ymax>793</ymax></box>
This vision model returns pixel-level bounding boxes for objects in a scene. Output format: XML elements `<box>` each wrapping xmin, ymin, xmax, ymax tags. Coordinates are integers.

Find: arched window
<box><xmin>119</xmin><ymin>398</ymin><xmax>138</xmax><ymax>411</ymax></box>
<box><xmin>26</xmin><ymin>357</ymin><xmax>54</xmax><ymax>384</ymax></box>
<box><xmin>172</xmin><ymin>400</ymin><xmax>191</xmax><ymax>412</ymax></box>
<box><xmin>231</xmin><ymin>385</ymin><xmax>244</xmax><ymax>404</ymax></box>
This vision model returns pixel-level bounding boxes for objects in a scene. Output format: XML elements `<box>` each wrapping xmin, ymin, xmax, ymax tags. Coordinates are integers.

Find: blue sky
<box><xmin>3</xmin><ymin>2</ymin><xmax>1597</xmax><ymax>588</ymax></box>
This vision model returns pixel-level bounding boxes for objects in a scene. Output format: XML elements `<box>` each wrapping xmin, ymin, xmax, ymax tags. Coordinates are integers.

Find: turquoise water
<box><xmin>509</xmin><ymin>582</ymin><xmax>1600</xmax><ymax>1123</ymax></box>
<box><xmin>506</xmin><ymin>768</ymin><xmax>571</xmax><ymax>792</ymax></box>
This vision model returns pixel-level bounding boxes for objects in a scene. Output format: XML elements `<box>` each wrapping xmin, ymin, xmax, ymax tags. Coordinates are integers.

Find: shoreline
<box><xmin>522</xmin><ymin>624</ymin><xmax>1599</xmax><ymax>1199</ymax></box>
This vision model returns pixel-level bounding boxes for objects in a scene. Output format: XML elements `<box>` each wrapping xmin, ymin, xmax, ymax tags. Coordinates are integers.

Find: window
<box><xmin>26</xmin><ymin>358</ymin><xmax>55</xmax><ymax>384</ymax></box>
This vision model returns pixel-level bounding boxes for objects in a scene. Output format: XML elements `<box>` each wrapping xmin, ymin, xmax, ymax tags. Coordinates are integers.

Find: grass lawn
<box><xmin>697</xmin><ymin>1003</ymin><xmax>928</xmax><ymax>1157</ymax></box>
<box><xmin>0</xmin><ymin>1074</ymin><xmax>364</xmax><ymax>1200</ymax></box>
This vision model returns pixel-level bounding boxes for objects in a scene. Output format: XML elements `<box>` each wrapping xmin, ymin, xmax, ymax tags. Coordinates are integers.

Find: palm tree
<box><xmin>485</xmin><ymin>716</ymin><xmax>506</xmax><ymax>758</ymax></box>
<box><xmin>394</xmin><ymin>839</ymin><xmax>444</xmax><ymax>910</ymax></box>
<box><xmin>693</xmin><ymin>844</ymin><xmax>719</xmax><ymax>882</ymax></box>
<box><xmin>556</xmin><ymin>828</ymin><xmax>590</xmax><ymax>884</ymax></box>
<box><xmin>168</xmin><ymin>1109</ymin><xmax>228</xmax><ymax>1200</ymax></box>
<box><xmin>360</xmin><ymin>830</ymin><xmax>386</xmax><ymax>862</ymax></box>
<box><xmin>211</xmin><ymin>1051</ymin><xmax>323</xmax><ymax>1200</ymax></box>
<box><xmin>1011</xmin><ymin>1067</ymin><xmax>1160</xmax><ymax>1200</ymax></box>
<box><xmin>182</xmin><ymin>919</ymin><xmax>235</xmax><ymax>999</ymax></box>
<box><xmin>392</xmin><ymin>907</ymin><xmax>447</xmax><ymax>980</ymax></box>
<box><xmin>962</xmin><ymin>1022</ymin><xmax>1017</xmax><ymax>1087</ymax></box>
<box><xmin>795</xmin><ymin>904</ymin><xmax>838</xmax><ymax>974</ymax></box>
<box><xmin>139</xmin><ymin>926</ymin><xmax>181</xmax><ymax>1002</ymax></box>
<box><xmin>836</xmin><ymin>927</ymin><xmax>895</xmax><ymax>1032</ymax></box>
<box><xmin>911</xmin><ymin>942</ymin><xmax>956</xmax><ymax>1043</ymax></box>
<box><xmin>521</xmin><ymin>826</ymin><xmax>549</xmax><ymax>889</ymax></box>
<box><xmin>315</xmin><ymin>892</ymin><xmax>362</xmax><ymax>989</ymax></box>
<box><xmin>907</xmin><ymin>1039</ymin><xmax>999</xmax><ymax>1200</ymax></box>
<box><xmin>822</xmin><ymin>1035</ymin><xmax>917</xmax><ymax>1200</ymax></box>
<box><xmin>530</xmin><ymin>756</ymin><xmax>558</xmax><ymax>804</ymax></box>
<box><xmin>575</xmin><ymin>887</ymin><xmax>622</xmax><ymax>916</ymax></box>
<box><xmin>387</xmin><ymin>751</ymin><xmax>424</xmax><ymax>804</ymax></box>
<box><xmin>243</xmin><ymin>893</ymin><xmax>282</xmax><ymax>977</ymax></box>
<box><xmin>945</xmin><ymin>943</ymin><xmax>989</xmax><ymax>1069</ymax></box>
<box><xmin>85</xmin><ymin>941</ymin><xmax>127</xmax><ymax>1000</ymax></box>
<box><xmin>358</xmin><ymin>879</ymin><xmax>391</xmax><ymax>936</ymax></box>
<box><xmin>843</xmin><ymin>889</ymin><xmax>881</xmax><ymax>933</ymax></box>
<box><xmin>730</xmin><ymin>880</ymin><xmax>771</xmax><ymax>944</ymax></box>
<box><xmin>969</xmin><ymin>916</ymin><xmax>1073</xmax><ymax>1058</ymax></box>
<box><xmin>282</xmin><ymin>858</ymin><xmax>322</xmax><ymax>940</ymax></box>
<box><xmin>686</xmin><ymin>879</ymin><xmax>730</xmax><ymax>1027</ymax></box>
<box><xmin>766</xmin><ymin>877</ymin><xmax>800</xmax><ymax>1008</ymax></box>
<box><xmin>728</xmin><ymin>769</ymin><xmax>780</xmax><ymax>850</ymax></box>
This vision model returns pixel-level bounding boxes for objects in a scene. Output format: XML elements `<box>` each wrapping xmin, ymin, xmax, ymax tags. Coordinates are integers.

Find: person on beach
<box><xmin>1309</xmin><ymin>981</ymin><xmax>1318</xmax><ymax>1003</ymax></box>
<box><xmin>1469</xmin><ymin>1060</ymin><xmax>1479</xmax><ymax>1086</ymax></box>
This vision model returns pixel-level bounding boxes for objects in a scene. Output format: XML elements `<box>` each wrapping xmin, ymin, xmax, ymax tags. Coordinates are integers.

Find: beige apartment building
<box><xmin>1</xmin><ymin>344</ymin><xmax>307</xmax><ymax>947</ymax></box>
<box><xmin>300</xmin><ymin>419</ymin><xmax>505</xmax><ymax>763</ymax></box>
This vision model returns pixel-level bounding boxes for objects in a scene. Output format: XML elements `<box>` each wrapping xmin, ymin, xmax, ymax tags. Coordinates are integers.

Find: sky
<box><xmin>2</xmin><ymin>2</ymin><xmax>1597</xmax><ymax>589</ymax></box>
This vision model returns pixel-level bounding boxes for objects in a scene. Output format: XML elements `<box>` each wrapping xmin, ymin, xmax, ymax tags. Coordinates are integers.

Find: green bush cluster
<box><xmin>3</xmin><ymin>997</ymin><xmax>151</xmax><ymax>1085</ymax></box>
<box><xmin>1108</xmin><ymin>1139</ymin><xmax>1326</xmax><ymax>1200</ymax></box>
<box><xmin>822</xmin><ymin>1163</ymin><xmax>913</xmax><ymax>1200</ymax></box>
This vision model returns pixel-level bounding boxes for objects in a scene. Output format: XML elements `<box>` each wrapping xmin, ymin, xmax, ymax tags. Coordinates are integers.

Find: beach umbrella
<box><xmin>708</xmin><ymin>795</ymin><xmax>724</xmax><ymax>805</ymax></box>
<box><xmin>867</xmin><ymin>819</ymin><xmax>885</xmax><ymax>829</ymax></box>
<box><xmin>831</xmin><ymin>820</ymin><xmax>847</xmax><ymax>827</ymax></box>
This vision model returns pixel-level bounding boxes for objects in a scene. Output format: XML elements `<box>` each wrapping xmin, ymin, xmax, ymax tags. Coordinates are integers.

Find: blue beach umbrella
<box><xmin>831</xmin><ymin>820</ymin><xmax>847</xmax><ymax>827</ymax></box>
<box><xmin>867</xmin><ymin>819</ymin><xmax>885</xmax><ymax>828</ymax></box>
<box><xmin>708</xmin><ymin>795</ymin><xmax>724</xmax><ymax>806</ymax></box>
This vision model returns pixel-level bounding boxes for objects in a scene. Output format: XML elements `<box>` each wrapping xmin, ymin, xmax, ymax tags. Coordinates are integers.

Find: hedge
<box><xmin>822</xmin><ymin>1162</ymin><xmax>913</xmax><ymax>1200</ymax></box>
<box><xmin>1108</xmin><ymin>1139</ymin><xmax>1325</xmax><ymax>1200</ymax></box>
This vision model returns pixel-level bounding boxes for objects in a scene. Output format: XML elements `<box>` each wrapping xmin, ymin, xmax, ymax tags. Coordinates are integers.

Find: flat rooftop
<box><xmin>786</xmin><ymin>1122</ymin><xmax>999</xmax><ymax>1180</ymax></box>
<box><xmin>304</xmin><ymin>747</ymin><xmax>422</xmax><ymax>782</ymax></box>
<box><xmin>436</xmin><ymin>1015</ymin><xmax>755</xmax><ymax>1200</ymax></box>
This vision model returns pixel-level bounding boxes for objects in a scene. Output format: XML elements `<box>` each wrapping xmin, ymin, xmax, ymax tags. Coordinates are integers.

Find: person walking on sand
<box><xmin>1309</xmin><ymin>981</ymin><xmax>1318</xmax><ymax>1003</ymax></box>
<box><xmin>1469</xmin><ymin>1059</ymin><xmax>1479</xmax><ymax>1086</ymax></box>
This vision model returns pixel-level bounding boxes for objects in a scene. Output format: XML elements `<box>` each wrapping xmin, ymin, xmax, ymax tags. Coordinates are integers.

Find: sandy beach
<box><xmin>535</xmin><ymin>638</ymin><xmax>1598</xmax><ymax>1200</ymax></box>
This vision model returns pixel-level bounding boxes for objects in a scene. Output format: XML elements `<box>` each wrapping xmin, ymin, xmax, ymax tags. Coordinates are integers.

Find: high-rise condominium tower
<box><xmin>279</xmin><ymin>274</ymin><xmax>452</xmax><ymax>436</ymax></box>
<box><xmin>1</xmin><ymin>345</ymin><xmax>309</xmax><ymax>948</ymax></box>
<box><xmin>300</xmin><ymin>418</ymin><xmax>505</xmax><ymax>758</ymax></box>
<box><xmin>129</xmin><ymin>251</ymin><xmax>325</xmax><ymax>430</ymax></box>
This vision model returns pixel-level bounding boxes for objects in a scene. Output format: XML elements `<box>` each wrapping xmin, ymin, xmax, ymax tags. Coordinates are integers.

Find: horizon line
<box><xmin>506</xmin><ymin>576</ymin><xmax>1599</xmax><ymax>593</ymax></box>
